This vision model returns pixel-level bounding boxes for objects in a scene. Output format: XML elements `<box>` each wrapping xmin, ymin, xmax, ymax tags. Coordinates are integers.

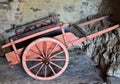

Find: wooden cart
<box><xmin>2</xmin><ymin>16</ymin><xmax>119</xmax><ymax>80</ymax></box>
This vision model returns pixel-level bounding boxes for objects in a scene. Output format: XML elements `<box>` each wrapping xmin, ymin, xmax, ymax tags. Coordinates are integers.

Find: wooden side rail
<box><xmin>2</xmin><ymin>24</ymin><xmax>69</xmax><ymax>49</ymax></box>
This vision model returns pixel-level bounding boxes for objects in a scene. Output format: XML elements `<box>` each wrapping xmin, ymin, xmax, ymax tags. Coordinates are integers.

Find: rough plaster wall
<box><xmin>9</xmin><ymin>0</ymin><xmax>102</xmax><ymax>25</ymax></box>
<box><xmin>7</xmin><ymin>0</ymin><xmax>82</xmax><ymax>25</ymax></box>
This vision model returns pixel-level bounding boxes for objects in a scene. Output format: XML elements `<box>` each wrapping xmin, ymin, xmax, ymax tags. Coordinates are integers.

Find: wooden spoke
<box><xmin>50</xmin><ymin>58</ymin><xmax>66</xmax><ymax>61</ymax></box>
<box><xmin>36</xmin><ymin>43</ymin><xmax>45</xmax><ymax>58</ymax></box>
<box><xmin>26</xmin><ymin>59</ymin><xmax>42</xmax><ymax>62</ymax></box>
<box><xmin>49</xmin><ymin>61</ymin><xmax>62</xmax><ymax>69</ymax></box>
<box><xmin>29</xmin><ymin>62</ymin><xmax>43</xmax><ymax>70</ymax></box>
<box><xmin>48</xmin><ymin>64</ymin><xmax>56</xmax><ymax>75</ymax></box>
<box><xmin>44</xmin><ymin>65</ymin><xmax>47</xmax><ymax>77</ymax></box>
<box><xmin>45</xmin><ymin>41</ymin><xmax>48</xmax><ymax>57</ymax></box>
<box><xmin>36</xmin><ymin>64</ymin><xmax>44</xmax><ymax>76</ymax></box>
<box><xmin>29</xmin><ymin>49</ymin><xmax>43</xmax><ymax>59</ymax></box>
<box><xmin>50</xmin><ymin>51</ymin><xmax>64</xmax><ymax>58</ymax></box>
<box><xmin>47</xmin><ymin>44</ymin><xmax>58</xmax><ymax>57</ymax></box>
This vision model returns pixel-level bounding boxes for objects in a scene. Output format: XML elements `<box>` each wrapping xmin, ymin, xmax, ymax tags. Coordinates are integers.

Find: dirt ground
<box><xmin>0</xmin><ymin>49</ymin><xmax>104</xmax><ymax>84</ymax></box>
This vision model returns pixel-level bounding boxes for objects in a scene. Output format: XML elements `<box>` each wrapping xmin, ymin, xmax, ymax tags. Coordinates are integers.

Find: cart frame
<box><xmin>2</xmin><ymin>16</ymin><xmax>119</xmax><ymax>80</ymax></box>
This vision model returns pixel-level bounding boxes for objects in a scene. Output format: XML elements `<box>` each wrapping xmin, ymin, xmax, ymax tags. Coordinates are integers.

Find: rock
<box><xmin>107</xmin><ymin>77</ymin><xmax>120</xmax><ymax>84</ymax></box>
<box><xmin>108</xmin><ymin>64</ymin><xmax>120</xmax><ymax>78</ymax></box>
<box><xmin>107</xmin><ymin>33</ymin><xmax>118</xmax><ymax>50</ymax></box>
<box><xmin>76</xmin><ymin>17</ymin><xmax>120</xmax><ymax>81</ymax></box>
<box><xmin>117</xmin><ymin>28</ymin><xmax>120</xmax><ymax>37</ymax></box>
<box><xmin>107</xmin><ymin>64</ymin><xmax>116</xmax><ymax>76</ymax></box>
<box><xmin>86</xmin><ymin>41</ymin><xmax>95</xmax><ymax>58</ymax></box>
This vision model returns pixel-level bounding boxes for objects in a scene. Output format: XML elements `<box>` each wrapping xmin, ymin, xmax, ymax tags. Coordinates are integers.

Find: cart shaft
<box><xmin>78</xmin><ymin>16</ymin><xmax>108</xmax><ymax>27</ymax></box>
<box><xmin>68</xmin><ymin>24</ymin><xmax>119</xmax><ymax>47</ymax></box>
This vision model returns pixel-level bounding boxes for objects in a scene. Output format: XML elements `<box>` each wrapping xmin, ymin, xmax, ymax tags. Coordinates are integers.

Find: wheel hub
<box><xmin>42</xmin><ymin>58</ymin><xmax>50</xmax><ymax>65</ymax></box>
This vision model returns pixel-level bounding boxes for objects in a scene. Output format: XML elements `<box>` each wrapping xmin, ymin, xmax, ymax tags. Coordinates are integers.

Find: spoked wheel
<box><xmin>22</xmin><ymin>38</ymin><xmax>69</xmax><ymax>80</ymax></box>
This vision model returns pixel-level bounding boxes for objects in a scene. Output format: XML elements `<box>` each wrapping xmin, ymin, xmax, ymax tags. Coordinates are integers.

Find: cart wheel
<box><xmin>22</xmin><ymin>37</ymin><xmax>69</xmax><ymax>80</ymax></box>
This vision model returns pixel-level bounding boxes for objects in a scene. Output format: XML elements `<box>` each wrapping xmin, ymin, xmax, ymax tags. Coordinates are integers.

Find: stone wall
<box><xmin>90</xmin><ymin>0</ymin><xmax>120</xmax><ymax>81</ymax></box>
<box><xmin>77</xmin><ymin>18</ymin><xmax>120</xmax><ymax>80</ymax></box>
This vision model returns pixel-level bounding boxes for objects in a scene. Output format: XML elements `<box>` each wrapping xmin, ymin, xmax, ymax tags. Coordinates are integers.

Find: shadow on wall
<box><xmin>98</xmin><ymin>0</ymin><xmax>120</xmax><ymax>23</ymax></box>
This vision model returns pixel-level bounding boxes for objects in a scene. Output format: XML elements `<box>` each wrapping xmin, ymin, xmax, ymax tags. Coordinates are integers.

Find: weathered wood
<box><xmin>9</xmin><ymin>25</ymin><xmax>56</xmax><ymax>40</ymax></box>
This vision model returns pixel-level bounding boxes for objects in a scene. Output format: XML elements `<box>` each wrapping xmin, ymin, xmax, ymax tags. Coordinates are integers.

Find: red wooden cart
<box><xmin>2</xmin><ymin>16</ymin><xmax>119</xmax><ymax>80</ymax></box>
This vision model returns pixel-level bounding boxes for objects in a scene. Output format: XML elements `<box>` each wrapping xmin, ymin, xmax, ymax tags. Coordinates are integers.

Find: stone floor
<box><xmin>0</xmin><ymin>49</ymin><xmax>103</xmax><ymax>84</ymax></box>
